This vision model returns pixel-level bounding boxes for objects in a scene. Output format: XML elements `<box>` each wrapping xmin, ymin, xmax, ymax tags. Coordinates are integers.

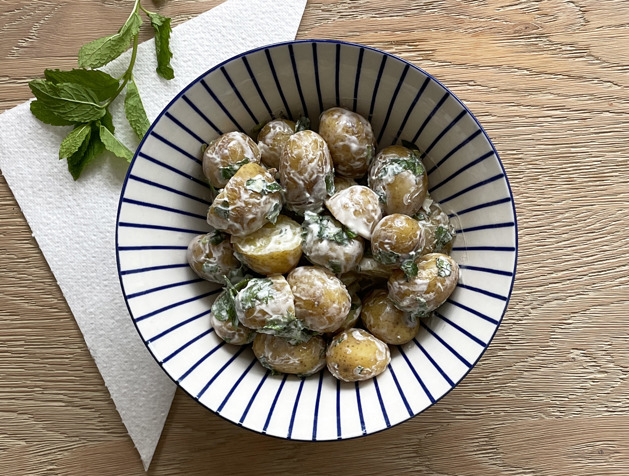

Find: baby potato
<box><xmin>253</xmin><ymin>333</ymin><xmax>326</xmax><ymax>376</ymax></box>
<box><xmin>371</xmin><ymin>214</ymin><xmax>425</xmax><ymax>266</ymax></box>
<box><xmin>279</xmin><ymin>130</ymin><xmax>334</xmax><ymax>214</ymax></box>
<box><xmin>287</xmin><ymin>266</ymin><xmax>351</xmax><ymax>333</ymax></box>
<box><xmin>231</xmin><ymin>215</ymin><xmax>302</xmax><ymax>275</ymax></box>
<box><xmin>361</xmin><ymin>289</ymin><xmax>419</xmax><ymax>345</ymax></box>
<box><xmin>368</xmin><ymin>145</ymin><xmax>428</xmax><ymax>216</ymax></box>
<box><xmin>301</xmin><ymin>212</ymin><xmax>364</xmax><ymax>275</ymax></box>
<box><xmin>414</xmin><ymin>198</ymin><xmax>456</xmax><ymax>255</ymax></box>
<box><xmin>186</xmin><ymin>231</ymin><xmax>243</xmax><ymax>284</ymax></box>
<box><xmin>207</xmin><ymin>163</ymin><xmax>283</xmax><ymax>237</ymax></box>
<box><xmin>234</xmin><ymin>274</ymin><xmax>295</xmax><ymax>334</ymax></box>
<box><xmin>318</xmin><ymin>107</ymin><xmax>376</xmax><ymax>178</ymax></box>
<box><xmin>326</xmin><ymin>328</ymin><xmax>391</xmax><ymax>382</ymax></box>
<box><xmin>333</xmin><ymin>175</ymin><xmax>357</xmax><ymax>194</ymax></box>
<box><xmin>325</xmin><ymin>185</ymin><xmax>383</xmax><ymax>240</ymax></box>
<box><xmin>388</xmin><ymin>253</ymin><xmax>459</xmax><ymax>318</ymax></box>
<box><xmin>203</xmin><ymin>131</ymin><xmax>261</xmax><ymax>189</ymax></box>
<box><xmin>257</xmin><ymin>118</ymin><xmax>296</xmax><ymax>169</ymax></box>
<box><xmin>210</xmin><ymin>312</ymin><xmax>255</xmax><ymax>346</ymax></box>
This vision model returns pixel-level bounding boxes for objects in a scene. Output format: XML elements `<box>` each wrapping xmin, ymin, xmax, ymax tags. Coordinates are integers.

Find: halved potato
<box><xmin>231</xmin><ymin>215</ymin><xmax>302</xmax><ymax>275</ymax></box>
<box><xmin>325</xmin><ymin>185</ymin><xmax>383</xmax><ymax>240</ymax></box>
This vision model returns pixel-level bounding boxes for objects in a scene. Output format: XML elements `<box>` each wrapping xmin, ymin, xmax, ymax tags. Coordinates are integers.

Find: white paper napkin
<box><xmin>0</xmin><ymin>0</ymin><xmax>306</xmax><ymax>469</ymax></box>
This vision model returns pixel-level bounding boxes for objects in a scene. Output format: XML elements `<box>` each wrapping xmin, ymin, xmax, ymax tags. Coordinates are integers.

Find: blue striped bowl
<box><xmin>116</xmin><ymin>40</ymin><xmax>517</xmax><ymax>440</ymax></box>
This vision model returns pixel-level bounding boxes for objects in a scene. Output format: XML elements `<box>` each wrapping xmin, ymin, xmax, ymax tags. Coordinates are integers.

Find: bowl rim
<box><xmin>115</xmin><ymin>38</ymin><xmax>518</xmax><ymax>440</ymax></box>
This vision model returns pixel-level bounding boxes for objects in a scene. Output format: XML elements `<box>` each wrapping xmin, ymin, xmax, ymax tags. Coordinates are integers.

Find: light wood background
<box><xmin>2</xmin><ymin>0</ymin><xmax>629</xmax><ymax>474</ymax></box>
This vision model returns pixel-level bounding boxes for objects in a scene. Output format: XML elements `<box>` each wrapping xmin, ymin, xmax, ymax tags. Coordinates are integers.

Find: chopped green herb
<box><xmin>356</xmin><ymin>366</ymin><xmax>364</xmax><ymax>374</ymax></box>
<box><xmin>335</xmin><ymin>336</ymin><xmax>345</xmax><ymax>346</ymax></box>
<box><xmin>256</xmin><ymin>355</ymin><xmax>276</xmax><ymax>373</ymax></box>
<box><xmin>328</xmin><ymin>260</ymin><xmax>342</xmax><ymax>274</ymax></box>
<box><xmin>434</xmin><ymin>225</ymin><xmax>454</xmax><ymax>252</ymax></box>
<box><xmin>304</xmin><ymin>212</ymin><xmax>357</xmax><ymax>247</ymax></box>
<box><xmin>401</xmin><ymin>259</ymin><xmax>419</xmax><ymax>281</ymax></box>
<box><xmin>209</xmin><ymin>230</ymin><xmax>228</xmax><ymax>245</ymax></box>
<box><xmin>219</xmin><ymin>158</ymin><xmax>250</xmax><ymax>181</ymax></box>
<box><xmin>377</xmin><ymin>156</ymin><xmax>425</xmax><ymax>180</ymax></box>
<box><xmin>260</xmin><ymin>314</ymin><xmax>314</xmax><ymax>345</ymax></box>
<box><xmin>213</xmin><ymin>200</ymin><xmax>230</xmax><ymax>219</ymax></box>
<box><xmin>245</xmin><ymin>176</ymin><xmax>283</xmax><ymax>195</ymax></box>
<box><xmin>325</xmin><ymin>172</ymin><xmax>335</xmax><ymax>197</ymax></box>
<box><xmin>202</xmin><ymin>261</ymin><xmax>220</xmax><ymax>276</ymax></box>
<box><xmin>295</xmin><ymin>116</ymin><xmax>311</xmax><ymax>132</ymax></box>
<box><xmin>436</xmin><ymin>257</ymin><xmax>452</xmax><ymax>277</ymax></box>
<box><xmin>374</xmin><ymin>249</ymin><xmax>399</xmax><ymax>265</ymax></box>
<box><xmin>345</xmin><ymin>228</ymin><xmax>358</xmax><ymax>239</ymax></box>
<box><xmin>412</xmin><ymin>296</ymin><xmax>430</xmax><ymax>319</ymax></box>
<box><xmin>238</xmin><ymin>278</ymin><xmax>275</xmax><ymax>311</ymax></box>
<box><xmin>265</xmin><ymin>201</ymin><xmax>282</xmax><ymax>224</ymax></box>
<box><xmin>413</xmin><ymin>211</ymin><xmax>428</xmax><ymax>221</ymax></box>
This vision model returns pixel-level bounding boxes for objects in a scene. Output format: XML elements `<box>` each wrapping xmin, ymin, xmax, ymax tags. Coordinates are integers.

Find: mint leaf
<box><xmin>209</xmin><ymin>230</ymin><xmax>228</xmax><ymax>245</ymax></box>
<box><xmin>29</xmin><ymin>80</ymin><xmax>106</xmax><ymax>123</ymax></box>
<box><xmin>325</xmin><ymin>172</ymin><xmax>335</xmax><ymax>196</ymax></box>
<box><xmin>78</xmin><ymin>11</ymin><xmax>142</xmax><ymax>69</ymax></box>
<box><xmin>245</xmin><ymin>177</ymin><xmax>283</xmax><ymax>195</ymax></box>
<box><xmin>59</xmin><ymin>124</ymin><xmax>91</xmax><ymax>160</ymax></box>
<box><xmin>436</xmin><ymin>257</ymin><xmax>452</xmax><ymax>277</ymax></box>
<box><xmin>99</xmin><ymin>125</ymin><xmax>134</xmax><ymax>162</ymax></box>
<box><xmin>44</xmin><ymin>69</ymin><xmax>120</xmax><ymax>102</ymax></box>
<box><xmin>124</xmin><ymin>76</ymin><xmax>150</xmax><ymax>139</ymax></box>
<box><xmin>295</xmin><ymin>116</ymin><xmax>310</xmax><ymax>132</ymax></box>
<box><xmin>30</xmin><ymin>100</ymin><xmax>73</xmax><ymax>126</ymax></box>
<box><xmin>265</xmin><ymin>201</ymin><xmax>281</xmax><ymax>224</ymax></box>
<box><xmin>101</xmin><ymin>109</ymin><xmax>115</xmax><ymax>133</ymax></box>
<box><xmin>213</xmin><ymin>200</ymin><xmax>231</xmax><ymax>219</ymax></box>
<box><xmin>401</xmin><ymin>259</ymin><xmax>418</xmax><ymax>281</ymax></box>
<box><xmin>67</xmin><ymin>122</ymin><xmax>105</xmax><ymax>180</ymax></box>
<box><xmin>147</xmin><ymin>12</ymin><xmax>174</xmax><ymax>80</ymax></box>
<box><xmin>219</xmin><ymin>158</ymin><xmax>249</xmax><ymax>181</ymax></box>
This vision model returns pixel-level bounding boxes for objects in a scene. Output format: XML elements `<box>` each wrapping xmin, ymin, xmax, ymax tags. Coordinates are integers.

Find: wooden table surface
<box><xmin>2</xmin><ymin>0</ymin><xmax>629</xmax><ymax>474</ymax></box>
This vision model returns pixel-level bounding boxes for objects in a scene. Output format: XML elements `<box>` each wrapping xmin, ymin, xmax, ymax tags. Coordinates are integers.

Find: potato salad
<box><xmin>188</xmin><ymin>107</ymin><xmax>459</xmax><ymax>382</ymax></box>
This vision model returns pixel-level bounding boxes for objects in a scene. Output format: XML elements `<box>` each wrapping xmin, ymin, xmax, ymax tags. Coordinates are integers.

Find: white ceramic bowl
<box><xmin>116</xmin><ymin>40</ymin><xmax>517</xmax><ymax>440</ymax></box>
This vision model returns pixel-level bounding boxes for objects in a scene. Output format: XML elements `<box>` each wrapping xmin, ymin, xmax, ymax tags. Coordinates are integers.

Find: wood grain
<box><xmin>1</xmin><ymin>0</ymin><xmax>629</xmax><ymax>474</ymax></box>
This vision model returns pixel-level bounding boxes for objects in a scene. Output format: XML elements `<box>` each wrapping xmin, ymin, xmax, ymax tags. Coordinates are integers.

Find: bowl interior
<box><xmin>116</xmin><ymin>40</ymin><xmax>517</xmax><ymax>440</ymax></box>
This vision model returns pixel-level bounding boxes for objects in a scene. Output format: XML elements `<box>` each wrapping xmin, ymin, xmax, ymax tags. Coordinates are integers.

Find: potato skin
<box><xmin>186</xmin><ymin>232</ymin><xmax>243</xmax><ymax>284</ymax></box>
<box><xmin>388</xmin><ymin>253</ymin><xmax>459</xmax><ymax>318</ymax></box>
<box><xmin>257</xmin><ymin>119</ymin><xmax>295</xmax><ymax>169</ymax></box>
<box><xmin>211</xmin><ymin>313</ymin><xmax>256</xmax><ymax>345</ymax></box>
<box><xmin>231</xmin><ymin>215</ymin><xmax>302</xmax><ymax>275</ymax></box>
<box><xmin>325</xmin><ymin>185</ymin><xmax>383</xmax><ymax>240</ymax></box>
<box><xmin>207</xmin><ymin>163</ymin><xmax>283</xmax><ymax>237</ymax></box>
<box><xmin>371</xmin><ymin>214</ymin><xmax>425</xmax><ymax>266</ymax></box>
<box><xmin>253</xmin><ymin>333</ymin><xmax>326</xmax><ymax>376</ymax></box>
<box><xmin>326</xmin><ymin>328</ymin><xmax>390</xmax><ymax>382</ymax></box>
<box><xmin>318</xmin><ymin>107</ymin><xmax>376</xmax><ymax>178</ymax></box>
<box><xmin>279</xmin><ymin>130</ymin><xmax>334</xmax><ymax>214</ymax></box>
<box><xmin>360</xmin><ymin>289</ymin><xmax>419</xmax><ymax>345</ymax></box>
<box><xmin>286</xmin><ymin>266</ymin><xmax>351</xmax><ymax>333</ymax></box>
<box><xmin>368</xmin><ymin>145</ymin><xmax>428</xmax><ymax>216</ymax></box>
<box><xmin>203</xmin><ymin>132</ymin><xmax>261</xmax><ymax>189</ymax></box>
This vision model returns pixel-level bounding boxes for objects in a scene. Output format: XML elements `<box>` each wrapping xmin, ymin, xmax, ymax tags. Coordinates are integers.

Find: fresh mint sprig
<box><xmin>28</xmin><ymin>0</ymin><xmax>174</xmax><ymax>180</ymax></box>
